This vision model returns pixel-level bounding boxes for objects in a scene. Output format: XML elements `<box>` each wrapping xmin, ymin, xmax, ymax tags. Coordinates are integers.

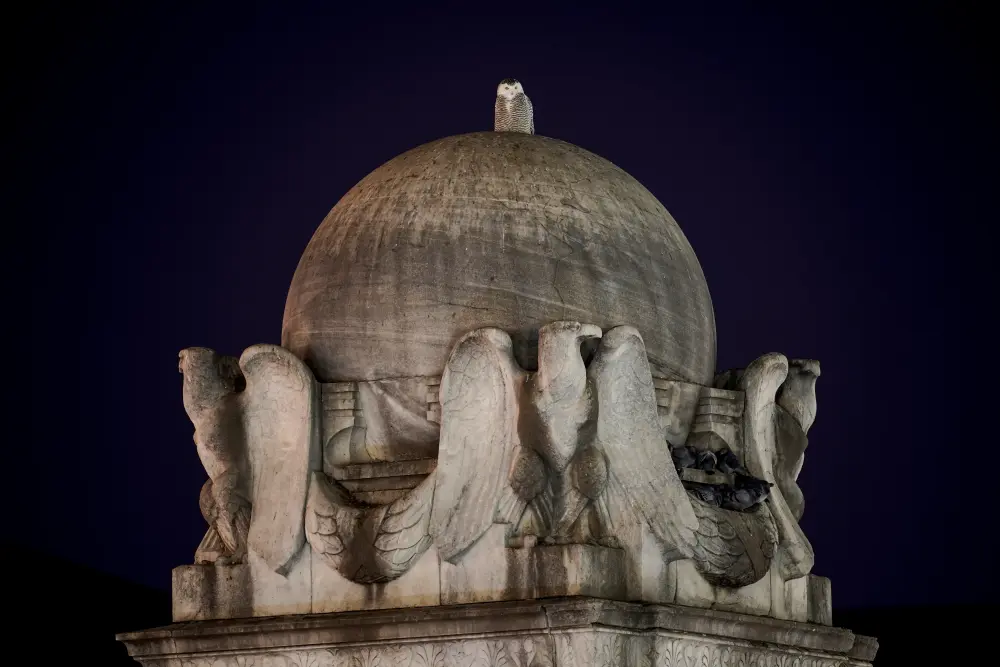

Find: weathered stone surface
<box><xmin>305</xmin><ymin>471</ymin><xmax>435</xmax><ymax>584</ymax></box>
<box><xmin>774</xmin><ymin>359</ymin><xmax>820</xmax><ymax>521</ymax></box>
<box><xmin>532</xmin><ymin>545</ymin><xmax>628</xmax><ymax>599</ymax></box>
<box><xmin>327</xmin><ymin>458</ymin><xmax>435</xmax><ymax>504</ymax></box>
<box><xmin>590</xmin><ymin>327</ymin><xmax>699</xmax><ymax>555</ymax></box>
<box><xmin>439</xmin><ymin>524</ymin><xmax>516</xmax><ymax>604</ymax></box>
<box><xmin>239</xmin><ymin>344</ymin><xmax>320</xmax><ymax>576</ymax></box>
<box><xmin>171</xmin><ymin>564</ymin><xmax>251</xmax><ymax>622</ymax></box>
<box><xmin>785</xmin><ymin>573</ymin><xmax>833</xmax><ymax>625</ymax></box>
<box><xmin>118</xmin><ymin>597</ymin><xmax>877</xmax><ymax>666</ymax></box>
<box><xmin>672</xmin><ymin>560</ymin><xmax>775</xmax><ymax>617</ymax></box>
<box><xmin>178</xmin><ymin>348</ymin><xmax>251</xmax><ymax>566</ymax></box>
<box><xmin>178</xmin><ymin>344</ymin><xmax>320</xmax><ymax>576</ymax></box>
<box><xmin>430</xmin><ymin>329</ymin><xmax>526</xmax><ymax>563</ymax></box>
<box><xmin>249</xmin><ymin>547</ymin><xmax>312</xmax><ymax>617</ymax></box>
<box><xmin>653</xmin><ymin>378</ymin><xmax>702</xmax><ymax>447</ymax></box>
<box><xmin>739</xmin><ymin>354</ymin><xmax>815</xmax><ymax>582</ymax></box>
<box><xmin>438</xmin><ymin>530</ymin><xmax>627</xmax><ymax>606</ymax></box>
<box><xmin>323</xmin><ymin>378</ymin><xmax>440</xmax><ymax>466</ymax></box>
<box><xmin>281</xmin><ymin>132</ymin><xmax>717</xmax><ymax>386</ymax></box>
<box><xmin>688</xmin><ymin>385</ymin><xmax>743</xmax><ymax>452</ymax></box>
<box><xmin>429</xmin><ymin>324</ymin><xmax>702</xmax><ymax>569</ymax></box>
<box><xmin>172</xmin><ymin>330</ymin><xmax>842</xmax><ymax>623</ymax></box>
<box><xmin>312</xmin><ymin>545</ymin><xmax>441</xmax><ymax>613</ymax></box>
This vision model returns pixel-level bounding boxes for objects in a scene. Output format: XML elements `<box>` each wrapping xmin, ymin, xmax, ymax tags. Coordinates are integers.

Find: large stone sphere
<box><xmin>282</xmin><ymin>132</ymin><xmax>716</xmax><ymax>384</ymax></box>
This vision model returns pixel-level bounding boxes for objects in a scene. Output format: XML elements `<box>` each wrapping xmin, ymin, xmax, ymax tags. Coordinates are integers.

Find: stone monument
<box><xmin>119</xmin><ymin>79</ymin><xmax>878</xmax><ymax>666</ymax></box>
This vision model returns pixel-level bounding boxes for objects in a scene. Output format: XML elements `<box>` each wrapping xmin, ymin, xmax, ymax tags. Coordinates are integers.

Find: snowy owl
<box><xmin>494</xmin><ymin>78</ymin><xmax>534</xmax><ymax>134</ymax></box>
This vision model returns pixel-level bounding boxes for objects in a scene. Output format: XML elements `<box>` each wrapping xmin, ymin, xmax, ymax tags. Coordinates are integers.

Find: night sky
<box><xmin>8</xmin><ymin>2</ymin><xmax>993</xmax><ymax>613</ymax></box>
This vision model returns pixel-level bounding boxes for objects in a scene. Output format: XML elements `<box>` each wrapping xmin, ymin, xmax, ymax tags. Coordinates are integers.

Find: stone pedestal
<box><xmin>118</xmin><ymin>597</ymin><xmax>877</xmax><ymax>666</ymax></box>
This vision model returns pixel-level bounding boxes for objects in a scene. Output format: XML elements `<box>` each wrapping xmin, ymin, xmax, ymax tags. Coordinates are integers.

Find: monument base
<box><xmin>118</xmin><ymin>597</ymin><xmax>877</xmax><ymax>666</ymax></box>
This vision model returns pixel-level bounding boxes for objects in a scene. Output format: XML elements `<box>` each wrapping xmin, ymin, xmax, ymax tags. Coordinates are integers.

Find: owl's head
<box><xmin>497</xmin><ymin>78</ymin><xmax>524</xmax><ymax>100</ymax></box>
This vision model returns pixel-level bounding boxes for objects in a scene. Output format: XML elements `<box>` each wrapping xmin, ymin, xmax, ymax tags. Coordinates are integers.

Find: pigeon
<box><xmin>732</xmin><ymin>473</ymin><xmax>773</xmax><ymax>508</ymax></box>
<box><xmin>670</xmin><ymin>444</ymin><xmax>697</xmax><ymax>470</ymax></box>
<box><xmin>686</xmin><ymin>482</ymin><xmax>724</xmax><ymax>506</ymax></box>
<box><xmin>695</xmin><ymin>449</ymin><xmax>718</xmax><ymax>472</ymax></box>
<box><xmin>715</xmin><ymin>447</ymin><xmax>748</xmax><ymax>475</ymax></box>
<box><xmin>719</xmin><ymin>486</ymin><xmax>755</xmax><ymax>511</ymax></box>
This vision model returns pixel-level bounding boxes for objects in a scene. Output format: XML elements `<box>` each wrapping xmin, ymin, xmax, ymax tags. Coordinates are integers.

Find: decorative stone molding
<box><xmin>118</xmin><ymin>598</ymin><xmax>876</xmax><ymax>667</ymax></box>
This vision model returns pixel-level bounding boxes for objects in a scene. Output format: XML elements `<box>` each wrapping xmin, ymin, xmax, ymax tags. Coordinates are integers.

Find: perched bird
<box><xmin>718</xmin><ymin>487</ymin><xmax>745</xmax><ymax>512</ymax></box>
<box><xmin>718</xmin><ymin>473</ymin><xmax>772</xmax><ymax>511</ymax></box>
<box><xmin>715</xmin><ymin>447</ymin><xmax>748</xmax><ymax>475</ymax></box>
<box><xmin>686</xmin><ymin>482</ymin><xmax>724</xmax><ymax>506</ymax></box>
<box><xmin>494</xmin><ymin>78</ymin><xmax>534</xmax><ymax>134</ymax></box>
<box><xmin>671</xmin><ymin>444</ymin><xmax>697</xmax><ymax>470</ymax></box>
<box><xmin>695</xmin><ymin>449</ymin><xmax>718</xmax><ymax>473</ymax></box>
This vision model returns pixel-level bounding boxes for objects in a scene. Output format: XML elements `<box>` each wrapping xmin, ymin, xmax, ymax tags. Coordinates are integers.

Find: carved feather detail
<box><xmin>686</xmin><ymin>493</ymin><xmax>778</xmax><ymax>588</ymax></box>
<box><xmin>589</xmin><ymin>326</ymin><xmax>699</xmax><ymax>554</ymax></box>
<box><xmin>429</xmin><ymin>328</ymin><xmax>528</xmax><ymax>563</ymax></box>
<box><xmin>370</xmin><ymin>473</ymin><xmax>434</xmax><ymax>577</ymax></box>
<box><xmin>305</xmin><ymin>470</ymin><xmax>435</xmax><ymax>583</ymax></box>
<box><xmin>305</xmin><ymin>472</ymin><xmax>362</xmax><ymax>573</ymax></box>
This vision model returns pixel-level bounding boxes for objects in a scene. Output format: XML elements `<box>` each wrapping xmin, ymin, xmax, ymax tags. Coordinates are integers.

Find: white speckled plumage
<box><xmin>494</xmin><ymin>78</ymin><xmax>534</xmax><ymax>134</ymax></box>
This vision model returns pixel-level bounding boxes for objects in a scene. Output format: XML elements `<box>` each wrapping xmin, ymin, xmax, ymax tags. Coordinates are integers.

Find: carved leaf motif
<box><xmin>286</xmin><ymin>652</ymin><xmax>326</xmax><ymax>667</ymax></box>
<box><xmin>506</xmin><ymin>637</ymin><xmax>553</xmax><ymax>667</ymax></box>
<box><xmin>350</xmin><ymin>648</ymin><xmax>383</xmax><ymax>667</ymax></box>
<box><xmin>411</xmin><ymin>644</ymin><xmax>445</xmax><ymax>667</ymax></box>
<box><xmin>154</xmin><ymin>641</ymin><xmax>858</xmax><ymax>667</ymax></box>
<box><xmin>481</xmin><ymin>641</ymin><xmax>511</xmax><ymax>667</ymax></box>
<box><xmin>654</xmin><ymin>637</ymin><xmax>680</xmax><ymax>667</ymax></box>
<box><xmin>680</xmin><ymin>641</ymin><xmax>701</xmax><ymax>667</ymax></box>
<box><xmin>446</xmin><ymin>641</ymin><xmax>481</xmax><ymax>667</ymax></box>
<box><xmin>595</xmin><ymin>634</ymin><xmax>627</xmax><ymax>667</ymax></box>
<box><xmin>326</xmin><ymin>649</ymin><xmax>351</xmax><ymax>667</ymax></box>
<box><xmin>379</xmin><ymin>647</ymin><xmax>411</xmax><ymax>667</ymax></box>
<box><xmin>553</xmin><ymin>634</ymin><xmax>579</xmax><ymax>667</ymax></box>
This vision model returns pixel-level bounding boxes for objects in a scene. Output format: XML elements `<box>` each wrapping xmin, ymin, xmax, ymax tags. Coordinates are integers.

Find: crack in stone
<box><xmin>536</xmin><ymin>214</ymin><xmax>576</xmax><ymax>318</ymax></box>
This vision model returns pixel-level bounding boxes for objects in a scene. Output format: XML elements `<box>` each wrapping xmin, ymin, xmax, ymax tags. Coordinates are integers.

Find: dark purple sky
<box><xmin>8</xmin><ymin>3</ymin><xmax>993</xmax><ymax>609</ymax></box>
